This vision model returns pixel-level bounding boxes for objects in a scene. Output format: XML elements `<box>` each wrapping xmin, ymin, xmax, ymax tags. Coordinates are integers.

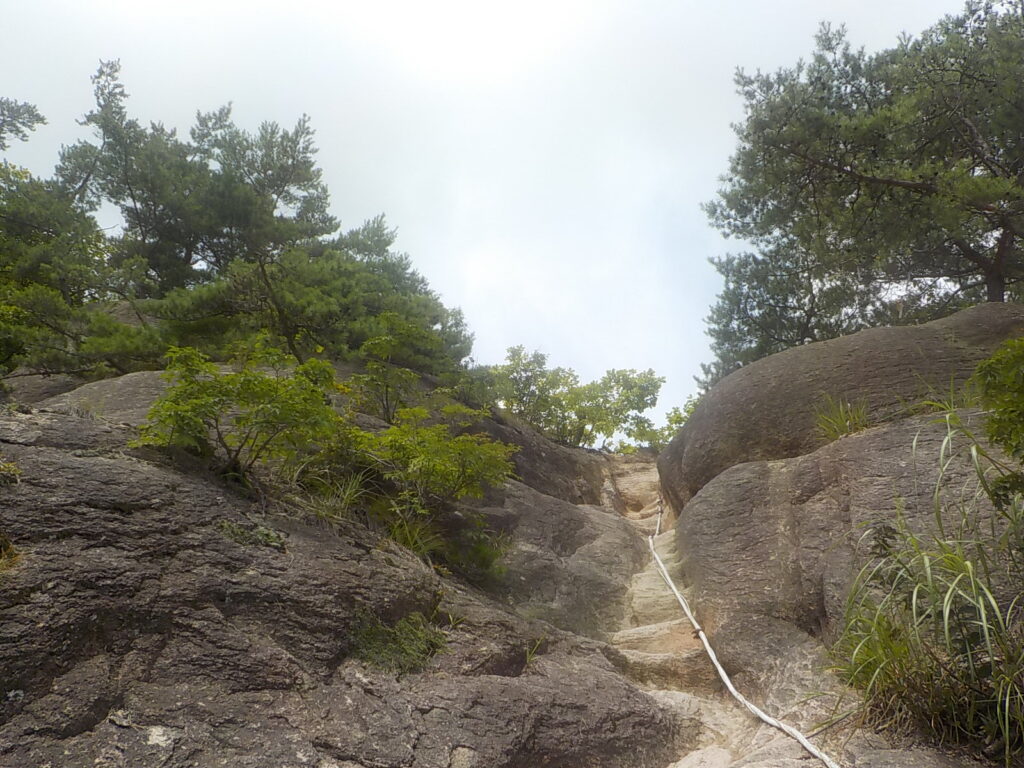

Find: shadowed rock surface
<box><xmin>471</xmin><ymin>481</ymin><xmax>647</xmax><ymax>637</ymax></box>
<box><xmin>658</xmin><ymin>302</ymin><xmax>1024</xmax><ymax>510</ymax></box>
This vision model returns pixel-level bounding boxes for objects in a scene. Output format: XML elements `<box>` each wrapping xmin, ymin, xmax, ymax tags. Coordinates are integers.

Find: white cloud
<box><xmin>3</xmin><ymin>0</ymin><xmax>969</xmax><ymax>420</ymax></box>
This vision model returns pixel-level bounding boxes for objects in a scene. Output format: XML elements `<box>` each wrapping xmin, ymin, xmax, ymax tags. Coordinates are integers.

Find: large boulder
<box><xmin>658</xmin><ymin>302</ymin><xmax>1024</xmax><ymax>510</ymax></box>
<box><xmin>674</xmin><ymin>412</ymin><xmax>990</xmax><ymax>683</ymax></box>
<box><xmin>0</xmin><ymin>407</ymin><xmax>697</xmax><ymax>768</ymax></box>
<box><xmin>667</xmin><ymin>413</ymin><xmax>995</xmax><ymax>767</ymax></box>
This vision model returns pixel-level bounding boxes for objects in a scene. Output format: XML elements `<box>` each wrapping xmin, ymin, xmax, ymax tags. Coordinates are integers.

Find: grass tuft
<box><xmin>351</xmin><ymin>611</ymin><xmax>446</xmax><ymax>674</ymax></box>
<box><xmin>217</xmin><ymin>519</ymin><xmax>286</xmax><ymax>550</ymax></box>
<box><xmin>0</xmin><ymin>457</ymin><xmax>21</xmax><ymax>486</ymax></box>
<box><xmin>832</xmin><ymin>419</ymin><xmax>1024</xmax><ymax>764</ymax></box>
<box><xmin>0</xmin><ymin>533</ymin><xmax>19</xmax><ymax>573</ymax></box>
<box><xmin>815</xmin><ymin>394</ymin><xmax>870</xmax><ymax>442</ymax></box>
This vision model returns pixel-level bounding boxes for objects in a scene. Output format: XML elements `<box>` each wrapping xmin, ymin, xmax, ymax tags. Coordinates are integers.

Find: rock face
<box><xmin>658</xmin><ymin>302</ymin><xmax>1024</xmax><ymax>510</ymax></box>
<box><xmin>675</xmin><ymin>411</ymin><xmax>996</xmax><ymax>685</ymax></box>
<box><xmin>471</xmin><ymin>481</ymin><xmax>648</xmax><ymax>637</ymax></box>
<box><xmin>0</xmin><ymin>402</ymin><xmax>695</xmax><ymax>768</ymax></box>
<box><xmin>656</xmin><ymin>324</ymin><xmax>1007</xmax><ymax>766</ymax></box>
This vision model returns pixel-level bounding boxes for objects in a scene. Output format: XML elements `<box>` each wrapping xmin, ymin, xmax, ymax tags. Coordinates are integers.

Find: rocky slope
<box><xmin>3</xmin><ymin>303</ymin><xmax>1020</xmax><ymax>768</ymax></box>
<box><xmin>0</xmin><ymin>386</ymin><xmax>696</xmax><ymax>768</ymax></box>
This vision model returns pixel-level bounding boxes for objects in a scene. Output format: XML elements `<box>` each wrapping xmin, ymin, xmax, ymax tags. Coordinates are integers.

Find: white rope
<box><xmin>648</xmin><ymin>502</ymin><xmax>842</xmax><ymax>768</ymax></box>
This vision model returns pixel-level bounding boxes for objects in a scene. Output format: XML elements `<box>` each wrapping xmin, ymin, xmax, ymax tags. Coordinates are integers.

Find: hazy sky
<box><xmin>3</xmin><ymin>0</ymin><xmax>967</xmax><ymax>420</ymax></box>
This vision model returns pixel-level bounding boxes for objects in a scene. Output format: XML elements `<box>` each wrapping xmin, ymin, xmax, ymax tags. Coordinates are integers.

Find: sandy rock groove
<box><xmin>0</xmin><ymin>383</ymin><xmax>700</xmax><ymax>768</ymax></box>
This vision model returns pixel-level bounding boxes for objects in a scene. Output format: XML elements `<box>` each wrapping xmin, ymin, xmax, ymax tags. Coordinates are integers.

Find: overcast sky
<box><xmin>3</xmin><ymin>0</ymin><xmax>968</xmax><ymax>420</ymax></box>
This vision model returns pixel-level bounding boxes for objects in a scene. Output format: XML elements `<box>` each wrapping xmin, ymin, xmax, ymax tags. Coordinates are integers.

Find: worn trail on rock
<box><xmin>603</xmin><ymin>460</ymin><xmax>840</xmax><ymax>768</ymax></box>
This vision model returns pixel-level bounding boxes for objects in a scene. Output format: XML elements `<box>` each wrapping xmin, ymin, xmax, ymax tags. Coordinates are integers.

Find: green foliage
<box><xmin>59</xmin><ymin>61</ymin><xmax>336</xmax><ymax>295</ymax></box>
<box><xmin>380</xmin><ymin>495</ymin><xmax>446</xmax><ymax>561</ymax></box>
<box><xmin>374</xmin><ymin>406</ymin><xmax>517</xmax><ymax>508</ymax></box>
<box><xmin>351</xmin><ymin>611</ymin><xmax>447</xmax><ymax>675</ymax></box>
<box><xmin>216</xmin><ymin>520</ymin><xmax>286</xmax><ymax>550</ymax></box>
<box><xmin>0</xmin><ymin>456</ymin><xmax>21</xmax><ymax>486</ymax></box>
<box><xmin>0</xmin><ymin>532</ymin><xmax>18</xmax><ymax>573</ymax></box>
<box><xmin>833</xmin><ymin>418</ymin><xmax>1024</xmax><ymax>764</ymax></box>
<box><xmin>135</xmin><ymin>339</ymin><xmax>340</xmax><ymax>482</ymax></box>
<box><xmin>702</xmin><ymin>3</ymin><xmax>1024</xmax><ymax>386</ymax></box>
<box><xmin>909</xmin><ymin>378</ymin><xmax>980</xmax><ymax>416</ymax></box>
<box><xmin>524</xmin><ymin>636</ymin><xmax>547</xmax><ymax>666</ymax></box>
<box><xmin>2</xmin><ymin>63</ymin><xmax>472</xmax><ymax>383</ymax></box>
<box><xmin>0</xmin><ymin>160</ymin><xmax>159</xmax><ymax>378</ymax></box>
<box><xmin>975</xmin><ymin>337</ymin><xmax>1024</xmax><ymax>462</ymax></box>
<box><xmin>814</xmin><ymin>394</ymin><xmax>870</xmax><ymax>441</ymax></box>
<box><xmin>630</xmin><ymin>395</ymin><xmax>701</xmax><ymax>452</ymax></box>
<box><xmin>0</xmin><ymin>98</ymin><xmax>45</xmax><ymax>150</ymax></box>
<box><xmin>296</xmin><ymin>472</ymin><xmax>370</xmax><ymax>527</ymax></box>
<box><xmin>288</xmin><ymin>398</ymin><xmax>515</xmax><ymax>581</ymax></box>
<box><xmin>347</xmin><ymin>313</ymin><xmax>438</xmax><ymax>423</ymax></box>
<box><xmin>487</xmin><ymin>346</ymin><xmax>664</xmax><ymax>448</ymax></box>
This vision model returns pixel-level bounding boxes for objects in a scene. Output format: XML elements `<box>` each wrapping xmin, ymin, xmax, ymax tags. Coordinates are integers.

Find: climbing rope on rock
<box><xmin>649</xmin><ymin>501</ymin><xmax>842</xmax><ymax>768</ymax></box>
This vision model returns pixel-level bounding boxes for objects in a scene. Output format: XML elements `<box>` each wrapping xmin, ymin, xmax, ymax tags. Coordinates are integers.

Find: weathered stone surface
<box><xmin>0</xmin><ymin>408</ymin><xmax>691</xmax><ymax>768</ymax></box>
<box><xmin>476</xmin><ymin>413</ymin><xmax>609</xmax><ymax>506</ymax></box>
<box><xmin>668</xmin><ymin>745</ymin><xmax>733</xmax><ymax>768</ymax></box>
<box><xmin>673</xmin><ymin>412</ymin><xmax>991</xmax><ymax>658</ymax></box>
<box><xmin>2</xmin><ymin>370</ymin><xmax>84</xmax><ymax>405</ymax></box>
<box><xmin>666</xmin><ymin>411</ymin><xmax>996</xmax><ymax>768</ymax></box>
<box><xmin>604</xmin><ymin>453</ymin><xmax>660</xmax><ymax>513</ymax></box>
<box><xmin>470</xmin><ymin>480</ymin><xmax>648</xmax><ymax>637</ymax></box>
<box><xmin>658</xmin><ymin>302</ymin><xmax>1024</xmax><ymax>510</ymax></box>
<box><xmin>37</xmin><ymin>370</ymin><xmax>168</xmax><ymax>426</ymax></box>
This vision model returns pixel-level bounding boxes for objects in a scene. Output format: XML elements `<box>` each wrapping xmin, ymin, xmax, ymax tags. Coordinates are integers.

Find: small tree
<box><xmin>135</xmin><ymin>340</ymin><xmax>340</xmax><ymax>482</ymax></box>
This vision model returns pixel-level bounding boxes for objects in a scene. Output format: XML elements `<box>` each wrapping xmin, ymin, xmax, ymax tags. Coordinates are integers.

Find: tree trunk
<box><xmin>986</xmin><ymin>271</ymin><xmax>1006</xmax><ymax>302</ymax></box>
<box><xmin>987</xmin><ymin>229</ymin><xmax>1013</xmax><ymax>302</ymax></box>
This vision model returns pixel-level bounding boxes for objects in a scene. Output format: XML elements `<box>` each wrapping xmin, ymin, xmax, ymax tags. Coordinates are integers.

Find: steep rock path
<box><xmin>603</xmin><ymin>458</ymin><xmax>774</xmax><ymax>768</ymax></box>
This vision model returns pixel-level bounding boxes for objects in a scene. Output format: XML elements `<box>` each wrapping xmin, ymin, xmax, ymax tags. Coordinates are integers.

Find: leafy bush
<box><xmin>351</xmin><ymin>611</ymin><xmax>446</xmax><ymax>674</ymax></box>
<box><xmin>288</xmin><ymin>401</ymin><xmax>515</xmax><ymax>581</ymax></box>
<box><xmin>833</xmin><ymin>417</ymin><xmax>1024</xmax><ymax>764</ymax></box>
<box><xmin>976</xmin><ymin>337</ymin><xmax>1024</xmax><ymax>461</ymax></box>
<box><xmin>814</xmin><ymin>393</ymin><xmax>870</xmax><ymax>441</ymax></box>
<box><xmin>485</xmin><ymin>345</ymin><xmax>664</xmax><ymax>448</ymax></box>
<box><xmin>629</xmin><ymin>395</ymin><xmax>701</xmax><ymax>452</ymax></box>
<box><xmin>135</xmin><ymin>339</ymin><xmax>340</xmax><ymax>483</ymax></box>
<box><xmin>0</xmin><ymin>456</ymin><xmax>20</xmax><ymax>486</ymax></box>
<box><xmin>374</xmin><ymin>406</ymin><xmax>517</xmax><ymax>508</ymax></box>
<box><xmin>0</xmin><ymin>532</ymin><xmax>18</xmax><ymax>573</ymax></box>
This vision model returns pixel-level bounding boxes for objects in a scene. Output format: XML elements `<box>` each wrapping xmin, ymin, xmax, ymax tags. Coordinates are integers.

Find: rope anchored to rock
<box><xmin>649</xmin><ymin>502</ymin><xmax>842</xmax><ymax>768</ymax></box>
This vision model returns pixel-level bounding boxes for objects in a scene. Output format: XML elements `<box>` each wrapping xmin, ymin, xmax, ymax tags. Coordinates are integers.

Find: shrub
<box><xmin>349</xmin><ymin>360</ymin><xmax>420</xmax><ymax>425</ymax></box>
<box><xmin>976</xmin><ymin>337</ymin><xmax>1024</xmax><ymax>462</ymax></box>
<box><xmin>832</xmin><ymin>418</ymin><xmax>1024</xmax><ymax>764</ymax></box>
<box><xmin>374</xmin><ymin>406</ymin><xmax>517</xmax><ymax>508</ymax></box>
<box><xmin>288</xmin><ymin>402</ymin><xmax>515</xmax><ymax>581</ymax></box>
<box><xmin>135</xmin><ymin>339</ymin><xmax>341</xmax><ymax>483</ymax></box>
<box><xmin>0</xmin><ymin>533</ymin><xmax>18</xmax><ymax>573</ymax></box>
<box><xmin>351</xmin><ymin>611</ymin><xmax>446</xmax><ymax>674</ymax></box>
<box><xmin>217</xmin><ymin>520</ymin><xmax>286</xmax><ymax>550</ymax></box>
<box><xmin>485</xmin><ymin>346</ymin><xmax>665</xmax><ymax>448</ymax></box>
<box><xmin>0</xmin><ymin>456</ymin><xmax>20</xmax><ymax>486</ymax></box>
<box><xmin>814</xmin><ymin>393</ymin><xmax>869</xmax><ymax>441</ymax></box>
